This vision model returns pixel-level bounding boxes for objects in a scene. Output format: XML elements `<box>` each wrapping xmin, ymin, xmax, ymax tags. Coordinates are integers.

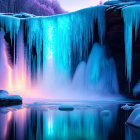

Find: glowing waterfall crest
<box><xmin>122</xmin><ymin>5</ymin><xmax>140</xmax><ymax>84</ymax></box>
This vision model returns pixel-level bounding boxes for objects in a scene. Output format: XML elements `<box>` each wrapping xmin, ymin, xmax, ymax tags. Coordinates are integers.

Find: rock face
<box><xmin>106</xmin><ymin>3</ymin><xmax>128</xmax><ymax>96</ymax></box>
<box><xmin>0</xmin><ymin>90</ymin><xmax>22</xmax><ymax>107</ymax></box>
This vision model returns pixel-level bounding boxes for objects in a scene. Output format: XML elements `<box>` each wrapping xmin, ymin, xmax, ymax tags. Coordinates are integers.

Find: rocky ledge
<box><xmin>0</xmin><ymin>90</ymin><xmax>22</xmax><ymax>107</ymax></box>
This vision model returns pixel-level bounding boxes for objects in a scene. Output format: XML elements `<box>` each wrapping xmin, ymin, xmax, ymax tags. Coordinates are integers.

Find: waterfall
<box><xmin>0</xmin><ymin>5</ymin><xmax>121</xmax><ymax>99</ymax></box>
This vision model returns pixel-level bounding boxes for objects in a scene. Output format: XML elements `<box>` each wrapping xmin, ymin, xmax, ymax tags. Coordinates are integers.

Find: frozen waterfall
<box><xmin>122</xmin><ymin>5</ymin><xmax>140</xmax><ymax>86</ymax></box>
<box><xmin>0</xmin><ymin>5</ymin><xmax>121</xmax><ymax>99</ymax></box>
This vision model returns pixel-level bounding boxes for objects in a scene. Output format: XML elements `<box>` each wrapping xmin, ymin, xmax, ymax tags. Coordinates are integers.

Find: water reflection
<box><xmin>125</xmin><ymin>124</ymin><xmax>140</xmax><ymax>140</ymax></box>
<box><xmin>0</xmin><ymin>101</ymin><xmax>139</xmax><ymax>140</ymax></box>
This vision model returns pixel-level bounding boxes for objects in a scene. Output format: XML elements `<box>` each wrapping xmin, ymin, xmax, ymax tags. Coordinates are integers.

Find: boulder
<box><xmin>0</xmin><ymin>90</ymin><xmax>22</xmax><ymax>107</ymax></box>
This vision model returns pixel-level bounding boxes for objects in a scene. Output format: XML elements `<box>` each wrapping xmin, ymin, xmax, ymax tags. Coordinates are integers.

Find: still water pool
<box><xmin>0</xmin><ymin>100</ymin><xmax>139</xmax><ymax>140</ymax></box>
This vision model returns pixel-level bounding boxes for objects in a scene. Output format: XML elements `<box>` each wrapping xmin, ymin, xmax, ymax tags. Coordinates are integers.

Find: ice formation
<box><xmin>0</xmin><ymin>6</ymin><xmax>107</xmax><ymax>95</ymax></box>
<box><xmin>122</xmin><ymin>5</ymin><xmax>140</xmax><ymax>85</ymax></box>
<box><xmin>72</xmin><ymin>43</ymin><xmax>119</xmax><ymax>95</ymax></box>
<box><xmin>0</xmin><ymin>14</ymin><xmax>20</xmax><ymax>44</ymax></box>
<box><xmin>0</xmin><ymin>5</ymin><xmax>121</xmax><ymax>98</ymax></box>
<box><xmin>72</xmin><ymin>61</ymin><xmax>86</xmax><ymax>89</ymax></box>
<box><xmin>24</xmin><ymin>5</ymin><xmax>106</xmax><ymax>83</ymax></box>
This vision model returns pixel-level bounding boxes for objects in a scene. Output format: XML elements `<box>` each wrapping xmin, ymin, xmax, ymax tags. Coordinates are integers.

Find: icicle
<box><xmin>0</xmin><ymin>15</ymin><xmax>20</xmax><ymax>45</ymax></box>
<box><xmin>24</xmin><ymin>5</ymin><xmax>107</xmax><ymax>84</ymax></box>
<box><xmin>122</xmin><ymin>5</ymin><xmax>140</xmax><ymax>85</ymax></box>
<box><xmin>0</xmin><ymin>6</ymin><xmax>107</xmax><ymax>93</ymax></box>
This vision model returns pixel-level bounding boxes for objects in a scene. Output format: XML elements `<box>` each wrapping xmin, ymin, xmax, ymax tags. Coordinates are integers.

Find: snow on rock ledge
<box><xmin>0</xmin><ymin>90</ymin><xmax>22</xmax><ymax>107</ymax></box>
<box><xmin>121</xmin><ymin>104</ymin><xmax>133</xmax><ymax>110</ymax></box>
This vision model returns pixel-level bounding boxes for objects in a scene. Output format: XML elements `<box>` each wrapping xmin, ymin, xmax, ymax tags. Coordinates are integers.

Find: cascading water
<box><xmin>72</xmin><ymin>43</ymin><xmax>119</xmax><ymax>96</ymax></box>
<box><xmin>0</xmin><ymin>5</ymin><xmax>120</xmax><ymax>99</ymax></box>
<box><xmin>0</xmin><ymin>31</ymin><xmax>12</xmax><ymax>91</ymax></box>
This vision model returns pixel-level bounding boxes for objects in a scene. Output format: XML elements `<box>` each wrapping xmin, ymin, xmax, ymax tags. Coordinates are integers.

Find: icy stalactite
<box><xmin>24</xmin><ymin>5</ymin><xmax>107</xmax><ymax>84</ymax></box>
<box><xmin>0</xmin><ymin>14</ymin><xmax>20</xmax><ymax>44</ymax></box>
<box><xmin>122</xmin><ymin>5</ymin><xmax>140</xmax><ymax>85</ymax></box>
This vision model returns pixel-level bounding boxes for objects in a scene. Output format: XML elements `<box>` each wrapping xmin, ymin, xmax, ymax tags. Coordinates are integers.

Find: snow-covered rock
<box><xmin>127</xmin><ymin>106</ymin><xmax>140</xmax><ymax>127</ymax></box>
<box><xmin>59</xmin><ymin>104</ymin><xmax>74</xmax><ymax>111</ymax></box>
<box><xmin>0</xmin><ymin>94</ymin><xmax>22</xmax><ymax>100</ymax></box>
<box><xmin>0</xmin><ymin>90</ymin><xmax>22</xmax><ymax>107</ymax></box>
<box><xmin>121</xmin><ymin>104</ymin><xmax>133</xmax><ymax>110</ymax></box>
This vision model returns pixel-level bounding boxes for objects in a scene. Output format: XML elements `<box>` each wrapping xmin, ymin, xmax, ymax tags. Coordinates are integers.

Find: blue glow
<box><xmin>24</xmin><ymin>5</ymin><xmax>106</xmax><ymax>83</ymax></box>
<box><xmin>122</xmin><ymin>5</ymin><xmax>140</xmax><ymax>85</ymax></box>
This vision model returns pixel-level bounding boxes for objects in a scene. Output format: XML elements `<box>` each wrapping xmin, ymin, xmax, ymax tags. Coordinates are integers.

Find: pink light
<box><xmin>58</xmin><ymin>0</ymin><xmax>106</xmax><ymax>12</ymax></box>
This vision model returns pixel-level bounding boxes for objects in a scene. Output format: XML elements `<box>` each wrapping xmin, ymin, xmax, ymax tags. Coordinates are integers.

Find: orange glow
<box><xmin>0</xmin><ymin>33</ymin><xmax>50</xmax><ymax>99</ymax></box>
<box><xmin>3</xmin><ymin>44</ymin><xmax>13</xmax><ymax>91</ymax></box>
<box><xmin>4</xmin><ymin>109</ymin><xmax>28</xmax><ymax>139</ymax></box>
<box><xmin>7</xmin><ymin>111</ymin><xmax>12</xmax><ymax>122</ymax></box>
<box><xmin>1</xmin><ymin>32</ymin><xmax>33</xmax><ymax>98</ymax></box>
<box><xmin>4</xmin><ymin>111</ymin><xmax>12</xmax><ymax>138</ymax></box>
